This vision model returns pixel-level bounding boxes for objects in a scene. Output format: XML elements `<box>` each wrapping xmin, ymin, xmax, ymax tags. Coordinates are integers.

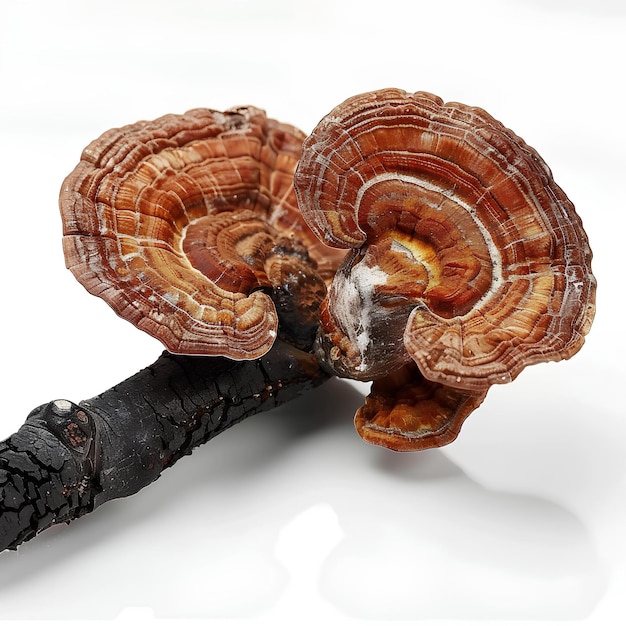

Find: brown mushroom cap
<box><xmin>354</xmin><ymin>362</ymin><xmax>487</xmax><ymax>451</ymax></box>
<box><xmin>294</xmin><ymin>89</ymin><xmax>596</xmax><ymax>449</ymax></box>
<box><xmin>61</xmin><ymin>107</ymin><xmax>343</xmax><ymax>358</ymax></box>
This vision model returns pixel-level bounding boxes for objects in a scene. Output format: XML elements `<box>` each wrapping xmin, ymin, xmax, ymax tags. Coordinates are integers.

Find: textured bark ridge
<box><xmin>0</xmin><ymin>340</ymin><xmax>328</xmax><ymax>552</ymax></box>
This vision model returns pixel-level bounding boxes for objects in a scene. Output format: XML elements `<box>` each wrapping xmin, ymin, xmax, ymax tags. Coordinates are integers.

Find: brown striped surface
<box><xmin>60</xmin><ymin>107</ymin><xmax>343</xmax><ymax>358</ymax></box>
<box><xmin>295</xmin><ymin>89</ymin><xmax>596</xmax><ymax>449</ymax></box>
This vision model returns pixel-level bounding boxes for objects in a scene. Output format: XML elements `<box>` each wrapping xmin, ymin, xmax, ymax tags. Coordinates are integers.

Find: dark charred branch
<box><xmin>0</xmin><ymin>339</ymin><xmax>329</xmax><ymax>552</ymax></box>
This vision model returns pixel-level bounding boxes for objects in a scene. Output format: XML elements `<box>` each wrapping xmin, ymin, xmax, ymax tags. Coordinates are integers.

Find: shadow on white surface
<box><xmin>0</xmin><ymin>378</ymin><xmax>607</xmax><ymax>621</ymax></box>
<box><xmin>322</xmin><ymin>450</ymin><xmax>604</xmax><ymax>620</ymax></box>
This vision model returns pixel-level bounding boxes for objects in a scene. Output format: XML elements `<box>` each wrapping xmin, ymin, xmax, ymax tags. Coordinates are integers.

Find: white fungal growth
<box><xmin>52</xmin><ymin>399</ymin><xmax>73</xmax><ymax>414</ymax></box>
<box><xmin>330</xmin><ymin>262</ymin><xmax>388</xmax><ymax>372</ymax></box>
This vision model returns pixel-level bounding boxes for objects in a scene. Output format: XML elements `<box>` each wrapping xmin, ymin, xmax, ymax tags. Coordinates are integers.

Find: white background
<box><xmin>0</xmin><ymin>1</ymin><xmax>624</xmax><ymax>624</ymax></box>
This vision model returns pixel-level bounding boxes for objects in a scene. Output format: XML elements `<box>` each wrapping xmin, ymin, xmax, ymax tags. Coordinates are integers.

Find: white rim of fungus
<box><xmin>353</xmin><ymin>172</ymin><xmax>504</xmax><ymax>317</ymax></box>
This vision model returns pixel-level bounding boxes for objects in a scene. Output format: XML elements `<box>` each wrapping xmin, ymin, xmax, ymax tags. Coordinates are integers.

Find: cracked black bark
<box><xmin>0</xmin><ymin>339</ymin><xmax>329</xmax><ymax>552</ymax></box>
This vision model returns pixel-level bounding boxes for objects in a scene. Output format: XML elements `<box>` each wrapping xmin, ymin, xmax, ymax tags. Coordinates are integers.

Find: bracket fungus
<box><xmin>294</xmin><ymin>89</ymin><xmax>596</xmax><ymax>451</ymax></box>
<box><xmin>0</xmin><ymin>93</ymin><xmax>598</xmax><ymax>553</ymax></box>
<box><xmin>60</xmin><ymin>106</ymin><xmax>344</xmax><ymax>358</ymax></box>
